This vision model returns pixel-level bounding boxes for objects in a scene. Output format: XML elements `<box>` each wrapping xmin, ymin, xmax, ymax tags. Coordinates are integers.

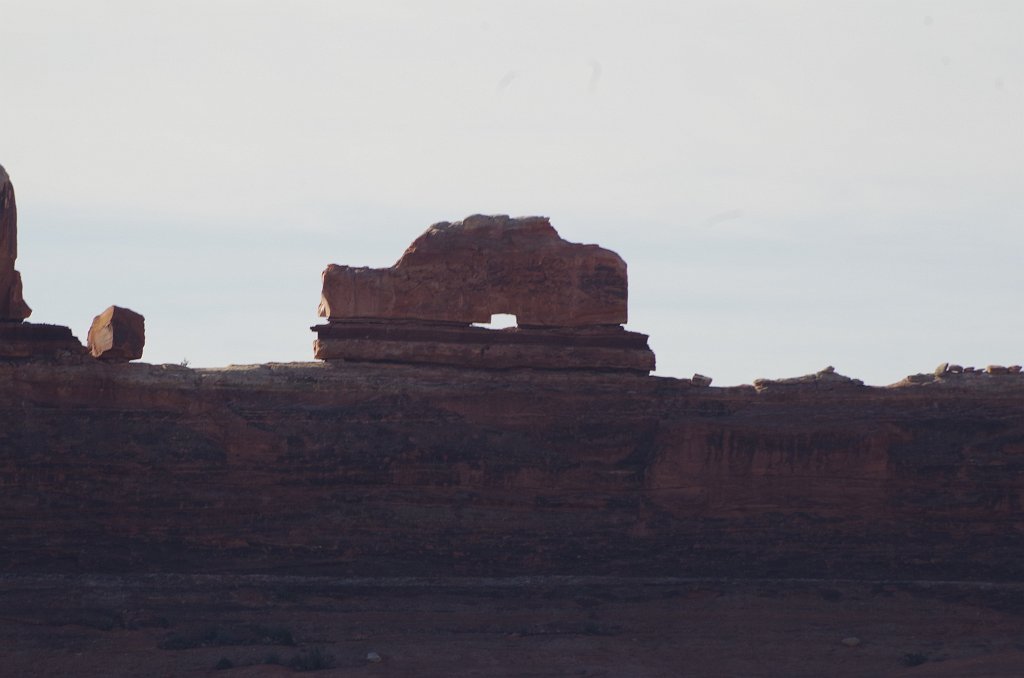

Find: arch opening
<box><xmin>473</xmin><ymin>313</ymin><xmax>518</xmax><ymax>330</ymax></box>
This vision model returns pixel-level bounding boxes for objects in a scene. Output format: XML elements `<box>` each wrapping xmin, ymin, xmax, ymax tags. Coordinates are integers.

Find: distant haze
<box><xmin>1</xmin><ymin>1</ymin><xmax>1021</xmax><ymax>384</ymax></box>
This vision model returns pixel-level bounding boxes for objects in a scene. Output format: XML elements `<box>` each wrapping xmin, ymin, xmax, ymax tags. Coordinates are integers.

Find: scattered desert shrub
<box><xmin>159</xmin><ymin>624</ymin><xmax>295</xmax><ymax>650</ymax></box>
<box><xmin>288</xmin><ymin>647</ymin><xmax>336</xmax><ymax>671</ymax></box>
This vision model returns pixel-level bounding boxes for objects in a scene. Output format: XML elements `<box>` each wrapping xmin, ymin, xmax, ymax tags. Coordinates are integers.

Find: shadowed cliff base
<box><xmin>3</xmin><ymin>574</ymin><xmax>1024</xmax><ymax>677</ymax></box>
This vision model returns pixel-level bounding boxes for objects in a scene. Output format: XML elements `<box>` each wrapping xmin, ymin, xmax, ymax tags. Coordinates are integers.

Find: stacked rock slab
<box><xmin>313</xmin><ymin>214</ymin><xmax>655</xmax><ymax>372</ymax></box>
<box><xmin>88</xmin><ymin>306</ymin><xmax>146</xmax><ymax>361</ymax></box>
<box><xmin>0</xmin><ymin>164</ymin><xmax>85</xmax><ymax>360</ymax></box>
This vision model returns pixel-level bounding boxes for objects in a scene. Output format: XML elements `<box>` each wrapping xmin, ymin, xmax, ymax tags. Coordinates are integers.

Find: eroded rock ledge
<box><xmin>0</xmin><ymin>165</ymin><xmax>144</xmax><ymax>362</ymax></box>
<box><xmin>313</xmin><ymin>215</ymin><xmax>655</xmax><ymax>373</ymax></box>
<box><xmin>314</xmin><ymin>321</ymin><xmax>655</xmax><ymax>372</ymax></box>
<box><xmin>1</xmin><ymin>164</ymin><xmax>88</xmax><ymax>360</ymax></box>
<box><xmin>2</xmin><ymin>359</ymin><xmax>1022</xmax><ymax>582</ymax></box>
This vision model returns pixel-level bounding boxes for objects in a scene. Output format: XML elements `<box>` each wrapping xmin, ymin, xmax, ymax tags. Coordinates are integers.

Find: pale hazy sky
<box><xmin>1</xmin><ymin>1</ymin><xmax>1021</xmax><ymax>384</ymax></box>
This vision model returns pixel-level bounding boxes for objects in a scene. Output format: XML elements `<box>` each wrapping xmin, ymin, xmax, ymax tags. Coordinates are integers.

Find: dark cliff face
<box><xmin>1</xmin><ymin>361</ymin><xmax>1022</xmax><ymax>580</ymax></box>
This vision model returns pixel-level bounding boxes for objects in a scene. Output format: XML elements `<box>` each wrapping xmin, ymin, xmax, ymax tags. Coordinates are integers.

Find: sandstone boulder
<box><xmin>88</xmin><ymin>306</ymin><xmax>145</xmax><ymax>361</ymax></box>
<box><xmin>691</xmin><ymin>373</ymin><xmax>713</xmax><ymax>387</ymax></box>
<box><xmin>318</xmin><ymin>215</ymin><xmax>627</xmax><ymax>327</ymax></box>
<box><xmin>0</xmin><ymin>164</ymin><xmax>31</xmax><ymax>321</ymax></box>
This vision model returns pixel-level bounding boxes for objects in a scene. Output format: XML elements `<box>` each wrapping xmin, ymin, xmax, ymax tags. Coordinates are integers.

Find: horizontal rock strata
<box><xmin>315</xmin><ymin>215</ymin><xmax>652</xmax><ymax>372</ymax></box>
<box><xmin>312</xmin><ymin>321</ymin><xmax>655</xmax><ymax>372</ymax></box>
<box><xmin>0</xmin><ymin>322</ymin><xmax>86</xmax><ymax>360</ymax></box>
<box><xmin>1</xmin><ymin>361</ymin><xmax>1022</xmax><ymax>582</ymax></box>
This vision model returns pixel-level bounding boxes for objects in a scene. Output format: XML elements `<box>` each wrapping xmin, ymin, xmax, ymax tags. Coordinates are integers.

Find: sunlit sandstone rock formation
<box><xmin>88</xmin><ymin>305</ymin><xmax>146</xmax><ymax>361</ymax></box>
<box><xmin>314</xmin><ymin>214</ymin><xmax>655</xmax><ymax>372</ymax></box>
<box><xmin>0</xmin><ymin>164</ymin><xmax>85</xmax><ymax>360</ymax></box>
<box><xmin>0</xmin><ymin>164</ymin><xmax>31</xmax><ymax>321</ymax></box>
<box><xmin>318</xmin><ymin>214</ymin><xmax>627</xmax><ymax>325</ymax></box>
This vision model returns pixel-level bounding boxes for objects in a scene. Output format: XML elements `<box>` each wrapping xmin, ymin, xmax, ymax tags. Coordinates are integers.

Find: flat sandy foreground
<box><xmin>1</xmin><ymin>575</ymin><xmax>1023</xmax><ymax>677</ymax></box>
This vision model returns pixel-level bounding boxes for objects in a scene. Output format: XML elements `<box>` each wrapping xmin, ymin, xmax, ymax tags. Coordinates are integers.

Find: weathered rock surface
<box><xmin>691</xmin><ymin>373</ymin><xmax>713</xmax><ymax>387</ymax></box>
<box><xmin>0</xmin><ymin>164</ymin><xmax>91</xmax><ymax>360</ymax></box>
<box><xmin>315</xmin><ymin>215</ymin><xmax>654</xmax><ymax>371</ymax></box>
<box><xmin>754</xmin><ymin>366</ymin><xmax>864</xmax><ymax>391</ymax></box>
<box><xmin>318</xmin><ymin>215</ymin><xmax>628</xmax><ymax>326</ymax></box>
<box><xmin>313</xmin><ymin>321</ymin><xmax>655</xmax><ymax>372</ymax></box>
<box><xmin>0</xmin><ymin>321</ymin><xmax>86</xmax><ymax>360</ymax></box>
<box><xmin>1</xmin><ymin>360</ymin><xmax>1023</xmax><ymax>582</ymax></box>
<box><xmin>88</xmin><ymin>305</ymin><xmax>145</xmax><ymax>361</ymax></box>
<box><xmin>0</xmin><ymin>164</ymin><xmax>31</xmax><ymax>321</ymax></box>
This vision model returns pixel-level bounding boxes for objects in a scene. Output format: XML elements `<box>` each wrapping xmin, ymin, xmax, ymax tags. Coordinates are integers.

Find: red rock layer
<box><xmin>1</xmin><ymin>362</ymin><xmax>1022</xmax><ymax>581</ymax></box>
<box><xmin>312</xmin><ymin>321</ymin><xmax>655</xmax><ymax>372</ymax></box>
<box><xmin>0</xmin><ymin>322</ymin><xmax>86</xmax><ymax>360</ymax></box>
<box><xmin>88</xmin><ymin>305</ymin><xmax>146</xmax><ymax>361</ymax></box>
<box><xmin>318</xmin><ymin>215</ymin><xmax>628</xmax><ymax>327</ymax></box>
